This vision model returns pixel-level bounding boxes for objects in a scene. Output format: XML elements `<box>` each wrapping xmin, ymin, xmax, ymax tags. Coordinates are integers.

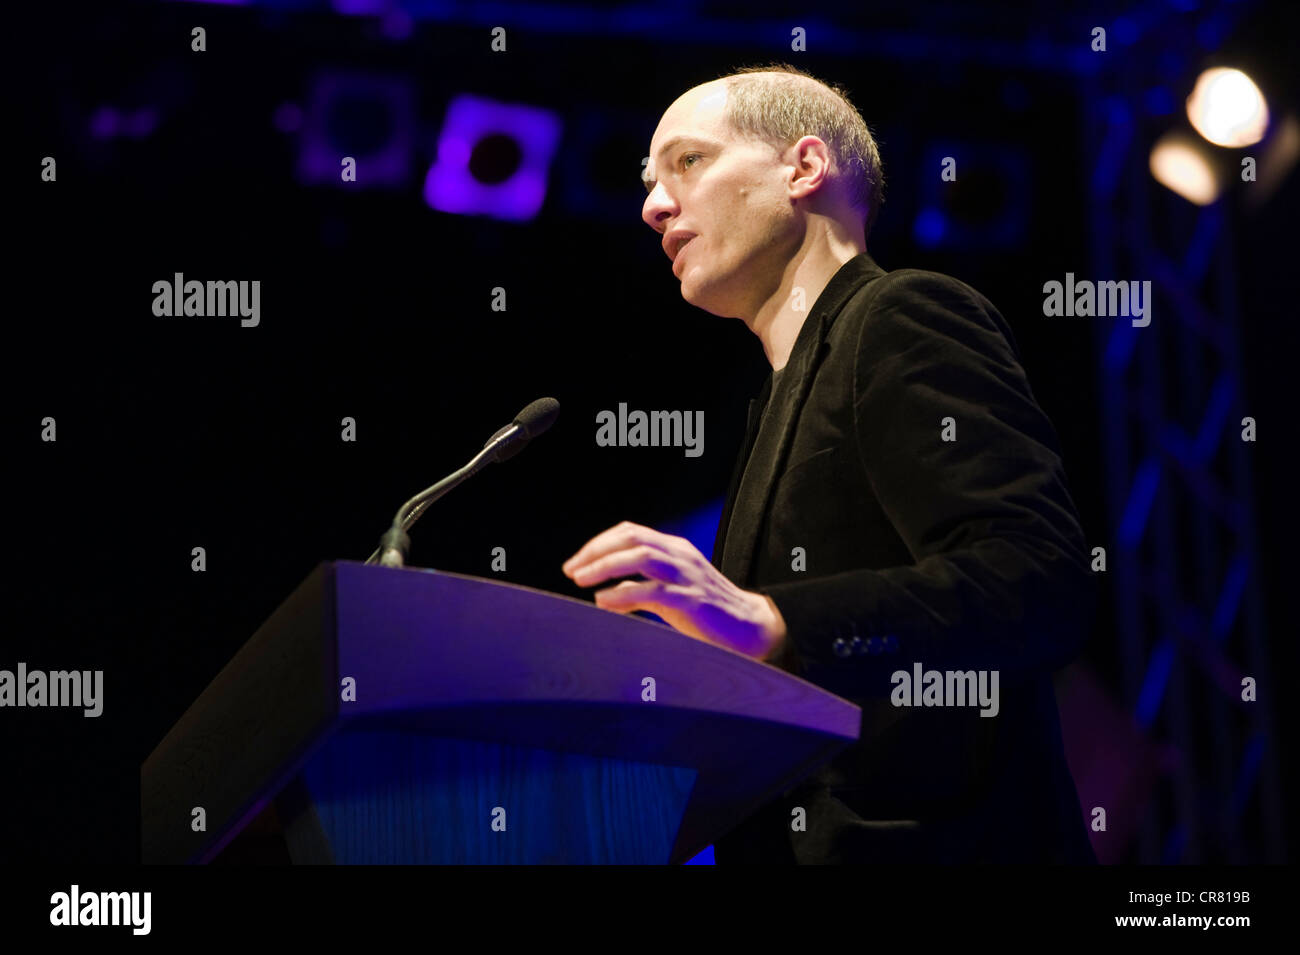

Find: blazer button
<box><xmin>849</xmin><ymin>635</ymin><xmax>864</xmax><ymax>655</ymax></box>
<box><xmin>831</xmin><ymin>637</ymin><xmax>851</xmax><ymax>658</ymax></box>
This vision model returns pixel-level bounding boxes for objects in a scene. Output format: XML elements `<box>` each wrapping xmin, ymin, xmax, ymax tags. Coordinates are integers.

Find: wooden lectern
<box><xmin>141</xmin><ymin>561</ymin><xmax>860</xmax><ymax>864</ymax></box>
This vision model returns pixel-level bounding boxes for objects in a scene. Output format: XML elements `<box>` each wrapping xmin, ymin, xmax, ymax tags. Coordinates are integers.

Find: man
<box><xmin>561</xmin><ymin>64</ymin><xmax>1097</xmax><ymax>863</ymax></box>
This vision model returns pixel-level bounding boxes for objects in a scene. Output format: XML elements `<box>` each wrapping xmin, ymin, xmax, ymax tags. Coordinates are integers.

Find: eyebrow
<box><xmin>642</xmin><ymin>135</ymin><xmax>722</xmax><ymax>192</ymax></box>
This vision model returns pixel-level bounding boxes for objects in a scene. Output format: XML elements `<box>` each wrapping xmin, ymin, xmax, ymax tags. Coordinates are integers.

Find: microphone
<box><xmin>365</xmin><ymin>398</ymin><xmax>560</xmax><ymax>568</ymax></box>
<box><xmin>482</xmin><ymin>396</ymin><xmax>561</xmax><ymax>463</ymax></box>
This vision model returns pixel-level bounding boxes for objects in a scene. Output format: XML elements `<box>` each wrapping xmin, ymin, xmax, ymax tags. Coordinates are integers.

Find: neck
<box><xmin>745</xmin><ymin>219</ymin><xmax>865</xmax><ymax>372</ymax></box>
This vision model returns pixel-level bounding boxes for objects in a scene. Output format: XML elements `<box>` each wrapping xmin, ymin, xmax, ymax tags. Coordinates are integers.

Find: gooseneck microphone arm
<box><xmin>364</xmin><ymin>398</ymin><xmax>559</xmax><ymax>569</ymax></box>
<box><xmin>364</xmin><ymin>431</ymin><xmax>511</xmax><ymax>567</ymax></box>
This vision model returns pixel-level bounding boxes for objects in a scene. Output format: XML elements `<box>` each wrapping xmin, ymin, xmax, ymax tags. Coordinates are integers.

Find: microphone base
<box><xmin>376</xmin><ymin>526</ymin><xmax>411</xmax><ymax>569</ymax></box>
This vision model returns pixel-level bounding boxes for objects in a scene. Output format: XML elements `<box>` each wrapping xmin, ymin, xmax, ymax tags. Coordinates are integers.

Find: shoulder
<box><xmin>859</xmin><ymin>268</ymin><xmax>997</xmax><ymax>319</ymax></box>
<box><xmin>835</xmin><ymin>266</ymin><xmax>1020</xmax><ymax>363</ymax></box>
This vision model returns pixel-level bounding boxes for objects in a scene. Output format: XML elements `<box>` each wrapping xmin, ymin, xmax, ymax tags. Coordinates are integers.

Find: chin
<box><xmin>679</xmin><ymin>275</ymin><xmax>714</xmax><ymax>309</ymax></box>
<box><xmin>683</xmin><ymin>264</ymin><xmax>742</xmax><ymax>314</ymax></box>
<box><xmin>683</xmin><ymin>292</ymin><xmax>730</xmax><ymax>318</ymax></box>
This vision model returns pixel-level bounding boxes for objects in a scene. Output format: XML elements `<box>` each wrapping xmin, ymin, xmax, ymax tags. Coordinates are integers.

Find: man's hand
<box><xmin>561</xmin><ymin>520</ymin><xmax>788</xmax><ymax>661</ymax></box>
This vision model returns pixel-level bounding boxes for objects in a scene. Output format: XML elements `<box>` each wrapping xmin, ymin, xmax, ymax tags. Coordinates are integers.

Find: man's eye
<box><xmin>681</xmin><ymin>153</ymin><xmax>702</xmax><ymax>169</ymax></box>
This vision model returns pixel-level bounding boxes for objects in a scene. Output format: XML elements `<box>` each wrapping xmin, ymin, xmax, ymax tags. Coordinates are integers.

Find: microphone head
<box><xmin>513</xmin><ymin>397</ymin><xmax>560</xmax><ymax>438</ymax></box>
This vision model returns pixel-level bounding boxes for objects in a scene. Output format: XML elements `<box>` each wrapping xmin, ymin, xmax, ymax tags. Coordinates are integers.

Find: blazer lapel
<box><xmin>715</xmin><ymin>251</ymin><xmax>888</xmax><ymax>587</ymax></box>
<box><xmin>719</xmin><ymin>313</ymin><xmax>832</xmax><ymax>586</ymax></box>
<box><xmin>710</xmin><ymin>376</ymin><xmax>773</xmax><ymax>570</ymax></box>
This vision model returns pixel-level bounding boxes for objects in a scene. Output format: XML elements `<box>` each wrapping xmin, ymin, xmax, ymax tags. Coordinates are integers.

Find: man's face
<box><xmin>642</xmin><ymin>80</ymin><xmax>799</xmax><ymax>318</ymax></box>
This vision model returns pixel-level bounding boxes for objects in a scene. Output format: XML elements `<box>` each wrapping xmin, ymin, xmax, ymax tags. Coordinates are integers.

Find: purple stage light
<box><xmin>298</xmin><ymin>72</ymin><xmax>415</xmax><ymax>188</ymax></box>
<box><xmin>424</xmin><ymin>94</ymin><xmax>562</xmax><ymax>222</ymax></box>
<box><xmin>123</xmin><ymin>107</ymin><xmax>159</xmax><ymax>138</ymax></box>
<box><xmin>89</xmin><ymin>106</ymin><xmax>120</xmax><ymax>139</ymax></box>
<box><xmin>331</xmin><ymin>0</ymin><xmax>389</xmax><ymax>13</ymax></box>
<box><xmin>91</xmin><ymin>105</ymin><xmax>160</xmax><ymax>140</ymax></box>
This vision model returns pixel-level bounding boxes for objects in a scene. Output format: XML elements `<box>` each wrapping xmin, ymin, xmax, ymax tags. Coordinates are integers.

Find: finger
<box><xmin>571</xmin><ymin>544</ymin><xmax>685</xmax><ymax>587</ymax></box>
<box><xmin>562</xmin><ymin>521</ymin><xmax>674</xmax><ymax>576</ymax></box>
<box><xmin>592</xmin><ymin>579</ymin><xmax>657</xmax><ymax>613</ymax></box>
<box><xmin>594</xmin><ymin>578</ymin><xmax>688</xmax><ymax>613</ymax></box>
<box><xmin>561</xmin><ymin>522</ymin><xmax>631</xmax><ymax>576</ymax></box>
<box><xmin>562</xmin><ymin>520</ymin><xmax>656</xmax><ymax>575</ymax></box>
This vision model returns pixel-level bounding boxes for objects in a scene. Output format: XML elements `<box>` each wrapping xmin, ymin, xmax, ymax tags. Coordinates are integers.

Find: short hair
<box><xmin>718</xmin><ymin>63</ymin><xmax>884</xmax><ymax>237</ymax></box>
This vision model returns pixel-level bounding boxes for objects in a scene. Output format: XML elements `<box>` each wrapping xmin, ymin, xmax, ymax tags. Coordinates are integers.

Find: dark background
<box><xmin>5</xmin><ymin>0</ymin><xmax>1294</xmax><ymax>865</ymax></box>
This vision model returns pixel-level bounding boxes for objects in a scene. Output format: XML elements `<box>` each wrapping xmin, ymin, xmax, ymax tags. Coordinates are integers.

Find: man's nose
<box><xmin>641</xmin><ymin>183</ymin><xmax>677</xmax><ymax>231</ymax></box>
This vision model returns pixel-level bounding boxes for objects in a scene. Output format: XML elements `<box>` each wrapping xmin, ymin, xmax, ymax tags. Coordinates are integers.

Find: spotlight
<box><xmin>423</xmin><ymin>94</ymin><xmax>561</xmax><ymax>222</ymax></box>
<box><xmin>297</xmin><ymin>72</ymin><xmax>415</xmax><ymax>188</ymax></box>
<box><xmin>1186</xmin><ymin>67</ymin><xmax>1269</xmax><ymax>148</ymax></box>
<box><xmin>1149</xmin><ymin>131</ymin><xmax>1221</xmax><ymax>205</ymax></box>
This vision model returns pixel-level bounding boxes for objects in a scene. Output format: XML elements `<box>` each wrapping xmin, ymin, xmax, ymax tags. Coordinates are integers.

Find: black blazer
<box><xmin>710</xmin><ymin>251</ymin><xmax>1097</xmax><ymax>864</ymax></box>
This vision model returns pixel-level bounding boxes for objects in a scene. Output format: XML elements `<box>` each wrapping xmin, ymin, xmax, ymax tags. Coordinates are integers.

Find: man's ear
<box><xmin>789</xmin><ymin>136</ymin><xmax>832</xmax><ymax>198</ymax></box>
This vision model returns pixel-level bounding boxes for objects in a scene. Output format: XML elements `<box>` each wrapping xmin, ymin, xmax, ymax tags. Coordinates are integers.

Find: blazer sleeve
<box><xmin>757</xmin><ymin>270</ymin><xmax>1096</xmax><ymax>690</ymax></box>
